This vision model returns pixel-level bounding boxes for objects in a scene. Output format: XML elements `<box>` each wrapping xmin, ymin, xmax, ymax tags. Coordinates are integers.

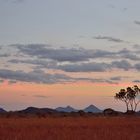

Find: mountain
<box><xmin>0</xmin><ymin>108</ymin><xmax>6</xmax><ymax>113</ymax></box>
<box><xmin>55</xmin><ymin>106</ymin><xmax>77</xmax><ymax>112</ymax></box>
<box><xmin>19</xmin><ymin>107</ymin><xmax>57</xmax><ymax>114</ymax></box>
<box><xmin>84</xmin><ymin>105</ymin><xmax>102</xmax><ymax>113</ymax></box>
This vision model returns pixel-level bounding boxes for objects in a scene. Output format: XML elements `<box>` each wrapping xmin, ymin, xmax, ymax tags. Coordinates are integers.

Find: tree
<box><xmin>115</xmin><ymin>85</ymin><xmax>140</xmax><ymax>112</ymax></box>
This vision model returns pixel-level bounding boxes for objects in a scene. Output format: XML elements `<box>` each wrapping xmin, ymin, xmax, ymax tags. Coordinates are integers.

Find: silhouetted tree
<box><xmin>115</xmin><ymin>85</ymin><xmax>140</xmax><ymax>112</ymax></box>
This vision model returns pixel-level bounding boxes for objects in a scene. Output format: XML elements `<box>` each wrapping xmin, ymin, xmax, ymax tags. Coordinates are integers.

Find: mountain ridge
<box><xmin>84</xmin><ymin>104</ymin><xmax>102</xmax><ymax>113</ymax></box>
<box><xmin>0</xmin><ymin>108</ymin><xmax>6</xmax><ymax>113</ymax></box>
<box><xmin>0</xmin><ymin>105</ymin><xmax>102</xmax><ymax>113</ymax></box>
<box><xmin>18</xmin><ymin>107</ymin><xmax>57</xmax><ymax>114</ymax></box>
<box><xmin>55</xmin><ymin>106</ymin><xmax>77</xmax><ymax>112</ymax></box>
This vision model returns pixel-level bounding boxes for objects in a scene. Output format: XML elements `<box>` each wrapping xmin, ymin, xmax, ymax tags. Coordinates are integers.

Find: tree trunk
<box><xmin>134</xmin><ymin>104</ymin><xmax>137</xmax><ymax>112</ymax></box>
<box><xmin>134</xmin><ymin>99</ymin><xmax>140</xmax><ymax>112</ymax></box>
<box><xmin>125</xmin><ymin>102</ymin><xmax>129</xmax><ymax>112</ymax></box>
<box><xmin>130</xmin><ymin>101</ymin><xmax>134</xmax><ymax>111</ymax></box>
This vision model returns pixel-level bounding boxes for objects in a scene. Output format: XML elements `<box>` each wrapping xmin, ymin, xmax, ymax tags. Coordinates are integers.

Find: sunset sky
<box><xmin>0</xmin><ymin>0</ymin><xmax>140</xmax><ymax>111</ymax></box>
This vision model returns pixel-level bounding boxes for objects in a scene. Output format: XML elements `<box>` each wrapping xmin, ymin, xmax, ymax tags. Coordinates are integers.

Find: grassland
<box><xmin>0</xmin><ymin>116</ymin><xmax>139</xmax><ymax>140</ymax></box>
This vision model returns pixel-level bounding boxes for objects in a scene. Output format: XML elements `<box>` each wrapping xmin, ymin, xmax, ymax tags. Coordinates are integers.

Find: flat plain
<box><xmin>0</xmin><ymin>116</ymin><xmax>139</xmax><ymax>140</ymax></box>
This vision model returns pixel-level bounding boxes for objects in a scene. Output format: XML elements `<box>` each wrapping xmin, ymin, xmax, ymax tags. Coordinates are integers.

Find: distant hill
<box><xmin>83</xmin><ymin>105</ymin><xmax>102</xmax><ymax>113</ymax></box>
<box><xmin>55</xmin><ymin>105</ymin><xmax>102</xmax><ymax>113</ymax></box>
<box><xmin>55</xmin><ymin>106</ymin><xmax>77</xmax><ymax>112</ymax></box>
<box><xmin>19</xmin><ymin>107</ymin><xmax>57</xmax><ymax>114</ymax></box>
<box><xmin>0</xmin><ymin>108</ymin><xmax>6</xmax><ymax>113</ymax></box>
<box><xmin>0</xmin><ymin>105</ymin><xmax>103</xmax><ymax>114</ymax></box>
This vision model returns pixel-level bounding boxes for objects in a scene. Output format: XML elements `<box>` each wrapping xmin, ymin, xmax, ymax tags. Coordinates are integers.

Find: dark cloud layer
<box><xmin>57</xmin><ymin>62</ymin><xmax>110</xmax><ymax>72</ymax></box>
<box><xmin>8</xmin><ymin>80</ymin><xmax>17</xmax><ymax>84</ymax></box>
<box><xmin>111</xmin><ymin>60</ymin><xmax>132</xmax><ymax>71</ymax></box>
<box><xmin>0</xmin><ymin>79</ymin><xmax>4</xmax><ymax>83</ymax></box>
<box><xmin>134</xmin><ymin>20</ymin><xmax>140</xmax><ymax>25</ymax></box>
<box><xmin>9</xmin><ymin>58</ymin><xmax>138</xmax><ymax>72</ymax></box>
<box><xmin>9</xmin><ymin>59</ymin><xmax>57</xmax><ymax>69</ymax></box>
<box><xmin>134</xmin><ymin>63</ymin><xmax>140</xmax><ymax>70</ymax></box>
<box><xmin>133</xmin><ymin>80</ymin><xmax>140</xmax><ymax>83</ymax></box>
<box><xmin>6</xmin><ymin>44</ymin><xmax>140</xmax><ymax>73</ymax></box>
<box><xmin>0</xmin><ymin>69</ymin><xmax>118</xmax><ymax>84</ymax></box>
<box><xmin>0</xmin><ymin>69</ymin><xmax>74</xmax><ymax>84</ymax></box>
<box><xmin>110</xmin><ymin>76</ymin><xmax>122</xmax><ymax>81</ymax></box>
<box><xmin>57</xmin><ymin>60</ymin><xmax>140</xmax><ymax>72</ymax></box>
<box><xmin>15</xmin><ymin>44</ymin><xmax>96</xmax><ymax>62</ymax></box>
<box><xmin>33</xmin><ymin>95</ymin><xmax>49</xmax><ymax>98</ymax></box>
<box><xmin>0</xmin><ymin>54</ymin><xmax>10</xmax><ymax>57</ymax></box>
<box><xmin>1</xmin><ymin>43</ymin><xmax>140</xmax><ymax>84</ymax></box>
<box><xmin>94</xmin><ymin>35</ymin><xmax>125</xmax><ymax>43</ymax></box>
<box><xmin>11</xmin><ymin>44</ymin><xmax>140</xmax><ymax>62</ymax></box>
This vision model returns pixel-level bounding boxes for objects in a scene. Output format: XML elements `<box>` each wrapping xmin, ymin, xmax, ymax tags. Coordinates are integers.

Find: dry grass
<box><xmin>0</xmin><ymin>116</ymin><xmax>140</xmax><ymax>140</ymax></box>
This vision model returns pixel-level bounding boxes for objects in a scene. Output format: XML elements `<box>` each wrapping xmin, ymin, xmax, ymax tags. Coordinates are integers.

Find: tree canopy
<box><xmin>115</xmin><ymin>85</ymin><xmax>140</xmax><ymax>112</ymax></box>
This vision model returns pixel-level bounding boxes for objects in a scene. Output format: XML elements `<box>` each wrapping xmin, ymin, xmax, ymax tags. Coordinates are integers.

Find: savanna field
<box><xmin>0</xmin><ymin>116</ymin><xmax>140</xmax><ymax>140</ymax></box>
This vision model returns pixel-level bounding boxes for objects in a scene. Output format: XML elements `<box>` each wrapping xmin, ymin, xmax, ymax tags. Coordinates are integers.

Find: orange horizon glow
<box><xmin>0</xmin><ymin>80</ymin><xmax>138</xmax><ymax>111</ymax></box>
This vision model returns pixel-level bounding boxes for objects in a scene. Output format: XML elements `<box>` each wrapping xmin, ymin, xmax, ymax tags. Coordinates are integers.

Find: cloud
<box><xmin>0</xmin><ymin>54</ymin><xmax>10</xmax><ymax>57</ymax></box>
<box><xmin>15</xmin><ymin>0</ymin><xmax>24</xmax><ymax>2</ymax></box>
<box><xmin>133</xmin><ymin>80</ymin><xmax>140</xmax><ymax>83</ymax></box>
<box><xmin>8</xmin><ymin>80</ymin><xmax>17</xmax><ymax>84</ymax></box>
<box><xmin>121</xmin><ymin>53</ymin><xmax>140</xmax><ymax>61</ymax></box>
<box><xmin>0</xmin><ymin>79</ymin><xmax>4</xmax><ymax>83</ymax></box>
<box><xmin>110</xmin><ymin>76</ymin><xmax>122</xmax><ymax>81</ymax></box>
<box><xmin>117</xmin><ymin>49</ymin><xmax>140</xmax><ymax>60</ymax></box>
<box><xmin>118</xmin><ymin>48</ymin><xmax>140</xmax><ymax>60</ymax></box>
<box><xmin>4</xmin><ymin>44</ymin><xmax>140</xmax><ymax>73</ymax></box>
<box><xmin>17</xmin><ymin>44</ymin><xmax>139</xmax><ymax>62</ymax></box>
<box><xmin>75</xmin><ymin>77</ymin><xmax>118</xmax><ymax>84</ymax></box>
<box><xmin>9</xmin><ymin>59</ymin><xmax>111</xmax><ymax>72</ymax></box>
<box><xmin>122</xmin><ymin>8</ymin><xmax>127</xmax><ymax>11</ymax></box>
<box><xmin>56</xmin><ymin>60</ymin><xmax>133</xmax><ymax>72</ymax></box>
<box><xmin>8</xmin><ymin>58</ymin><xmax>139</xmax><ymax>73</ymax></box>
<box><xmin>78</xmin><ymin>35</ymin><xmax>86</xmax><ymax>38</ymax></box>
<box><xmin>33</xmin><ymin>95</ymin><xmax>50</xmax><ymax>98</ymax></box>
<box><xmin>0</xmin><ymin>69</ymin><xmax>75</xmax><ymax>84</ymax></box>
<box><xmin>108</xmin><ymin>4</ymin><xmax>127</xmax><ymax>12</ymax></box>
<box><xmin>2</xmin><ymin>0</ymin><xmax>25</xmax><ymax>4</ymax></box>
<box><xmin>134</xmin><ymin>20</ymin><xmax>140</xmax><ymax>25</ymax></box>
<box><xmin>9</xmin><ymin>59</ymin><xmax>57</xmax><ymax>69</ymax></box>
<box><xmin>133</xmin><ymin>44</ymin><xmax>140</xmax><ymax>49</ymax></box>
<box><xmin>94</xmin><ymin>35</ymin><xmax>125</xmax><ymax>43</ymax></box>
<box><xmin>57</xmin><ymin>62</ymin><xmax>110</xmax><ymax>72</ymax></box>
<box><xmin>111</xmin><ymin>60</ymin><xmax>132</xmax><ymax>70</ymax></box>
<box><xmin>132</xmin><ymin>80</ymin><xmax>140</xmax><ymax>83</ymax></box>
<box><xmin>108</xmin><ymin>4</ymin><xmax>116</xmax><ymax>9</ymax></box>
<box><xmin>134</xmin><ymin>63</ymin><xmax>140</xmax><ymax>71</ymax></box>
<box><xmin>13</xmin><ymin>44</ymin><xmax>140</xmax><ymax>63</ymax></box>
<box><xmin>15</xmin><ymin>44</ymin><xmax>97</xmax><ymax>62</ymax></box>
<box><xmin>12</xmin><ymin>0</ymin><xmax>25</xmax><ymax>3</ymax></box>
<box><xmin>0</xmin><ymin>68</ymin><xmax>119</xmax><ymax>84</ymax></box>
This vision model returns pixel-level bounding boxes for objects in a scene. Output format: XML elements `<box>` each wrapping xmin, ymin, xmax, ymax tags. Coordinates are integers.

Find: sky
<box><xmin>0</xmin><ymin>0</ymin><xmax>140</xmax><ymax>111</ymax></box>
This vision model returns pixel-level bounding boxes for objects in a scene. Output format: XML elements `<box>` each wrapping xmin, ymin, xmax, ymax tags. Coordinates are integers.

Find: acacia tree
<box><xmin>115</xmin><ymin>85</ymin><xmax>140</xmax><ymax>112</ymax></box>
